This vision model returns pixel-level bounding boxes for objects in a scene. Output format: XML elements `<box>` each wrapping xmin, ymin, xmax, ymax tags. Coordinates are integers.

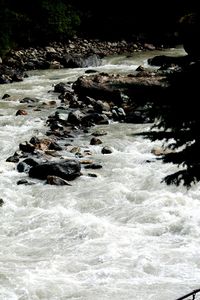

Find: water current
<box><xmin>1</xmin><ymin>47</ymin><xmax>199</xmax><ymax>300</ymax></box>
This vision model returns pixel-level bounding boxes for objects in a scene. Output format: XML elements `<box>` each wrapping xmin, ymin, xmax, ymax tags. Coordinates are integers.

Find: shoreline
<box><xmin>0</xmin><ymin>37</ymin><xmax>173</xmax><ymax>85</ymax></box>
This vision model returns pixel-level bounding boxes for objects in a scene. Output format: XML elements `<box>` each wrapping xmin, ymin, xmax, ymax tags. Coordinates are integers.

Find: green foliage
<box><xmin>34</xmin><ymin>0</ymin><xmax>80</xmax><ymax>42</ymax></box>
<box><xmin>0</xmin><ymin>4</ymin><xmax>13</xmax><ymax>56</ymax></box>
<box><xmin>0</xmin><ymin>0</ymin><xmax>80</xmax><ymax>54</ymax></box>
<box><xmin>0</xmin><ymin>0</ymin><xmax>198</xmax><ymax>55</ymax></box>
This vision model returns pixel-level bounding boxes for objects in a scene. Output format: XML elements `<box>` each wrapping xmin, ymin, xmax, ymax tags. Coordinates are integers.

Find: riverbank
<box><xmin>0</xmin><ymin>37</ymin><xmax>163</xmax><ymax>84</ymax></box>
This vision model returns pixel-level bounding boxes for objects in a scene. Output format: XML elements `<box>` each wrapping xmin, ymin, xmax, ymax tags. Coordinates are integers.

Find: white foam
<box><xmin>1</xmin><ymin>47</ymin><xmax>198</xmax><ymax>300</ymax></box>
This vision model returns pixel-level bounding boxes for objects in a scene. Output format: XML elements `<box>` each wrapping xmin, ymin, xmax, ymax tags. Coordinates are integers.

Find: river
<box><xmin>1</xmin><ymin>47</ymin><xmax>200</xmax><ymax>300</ymax></box>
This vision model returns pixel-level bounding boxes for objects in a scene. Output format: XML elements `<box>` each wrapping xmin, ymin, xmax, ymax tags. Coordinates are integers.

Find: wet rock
<box><xmin>136</xmin><ymin>65</ymin><xmax>145</xmax><ymax>72</ymax></box>
<box><xmin>94</xmin><ymin>100</ymin><xmax>111</xmax><ymax>113</ymax></box>
<box><xmin>20</xmin><ymin>97</ymin><xmax>40</xmax><ymax>104</ymax></box>
<box><xmin>62</xmin><ymin>53</ymin><xmax>102</xmax><ymax>68</ymax></box>
<box><xmin>151</xmin><ymin>146</ymin><xmax>175</xmax><ymax>156</ymax></box>
<box><xmin>6</xmin><ymin>155</ymin><xmax>20</xmax><ymax>163</ymax></box>
<box><xmin>148</xmin><ymin>55</ymin><xmax>190</xmax><ymax>67</ymax></box>
<box><xmin>0</xmin><ymin>198</ymin><xmax>4</xmax><ymax>206</ymax></box>
<box><xmin>54</xmin><ymin>82</ymin><xmax>73</xmax><ymax>94</ymax></box>
<box><xmin>80</xmin><ymin>159</ymin><xmax>93</xmax><ymax>164</ymax></box>
<box><xmin>29</xmin><ymin>159</ymin><xmax>81</xmax><ymax>181</ymax></box>
<box><xmin>2</xmin><ymin>93</ymin><xmax>10</xmax><ymax>99</ymax></box>
<box><xmin>87</xmin><ymin>173</ymin><xmax>98</xmax><ymax>177</ymax></box>
<box><xmin>68</xmin><ymin>146</ymin><xmax>81</xmax><ymax>154</ymax></box>
<box><xmin>48</xmin><ymin>141</ymin><xmax>62</xmax><ymax>151</ymax></box>
<box><xmin>29</xmin><ymin>137</ymin><xmax>62</xmax><ymax>152</ymax></box>
<box><xmin>0</xmin><ymin>64</ymin><xmax>25</xmax><ymax>84</ymax></box>
<box><xmin>73</xmin><ymin>72</ymin><xmax>168</xmax><ymax>104</ymax></box>
<box><xmin>112</xmin><ymin>106</ymin><xmax>126</xmax><ymax>121</ymax></box>
<box><xmin>92</xmin><ymin>129</ymin><xmax>107</xmax><ymax>136</ymax></box>
<box><xmin>19</xmin><ymin>141</ymin><xmax>35</xmax><ymax>153</ymax></box>
<box><xmin>17</xmin><ymin>158</ymin><xmax>39</xmax><ymax>173</ymax></box>
<box><xmin>82</xmin><ymin>113</ymin><xmax>109</xmax><ymax>126</ymax></box>
<box><xmin>17</xmin><ymin>179</ymin><xmax>35</xmax><ymax>185</ymax></box>
<box><xmin>85</xmin><ymin>69</ymin><xmax>98</xmax><ymax>74</ymax></box>
<box><xmin>16</xmin><ymin>109</ymin><xmax>28</xmax><ymax>116</ymax></box>
<box><xmin>144</xmin><ymin>43</ymin><xmax>156</xmax><ymax>50</ymax></box>
<box><xmin>67</xmin><ymin>110</ymin><xmax>85</xmax><ymax>125</ymax></box>
<box><xmin>84</xmin><ymin>163</ymin><xmax>102</xmax><ymax>169</ymax></box>
<box><xmin>90</xmin><ymin>137</ymin><xmax>103</xmax><ymax>145</ymax></box>
<box><xmin>101</xmin><ymin>146</ymin><xmax>113</xmax><ymax>154</ymax></box>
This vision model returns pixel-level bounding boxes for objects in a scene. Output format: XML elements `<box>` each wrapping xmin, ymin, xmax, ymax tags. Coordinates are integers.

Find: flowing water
<box><xmin>1</xmin><ymin>47</ymin><xmax>200</xmax><ymax>300</ymax></box>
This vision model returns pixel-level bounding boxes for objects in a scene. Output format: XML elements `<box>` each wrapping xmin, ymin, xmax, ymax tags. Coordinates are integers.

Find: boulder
<box><xmin>73</xmin><ymin>72</ymin><xmax>169</xmax><ymax>104</ymax></box>
<box><xmin>29</xmin><ymin>159</ymin><xmax>81</xmax><ymax>181</ymax></box>
<box><xmin>62</xmin><ymin>53</ymin><xmax>102</xmax><ymax>68</ymax></box>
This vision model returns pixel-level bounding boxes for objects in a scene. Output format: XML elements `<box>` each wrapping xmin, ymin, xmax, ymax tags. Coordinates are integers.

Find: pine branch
<box><xmin>163</xmin><ymin>164</ymin><xmax>200</xmax><ymax>188</ymax></box>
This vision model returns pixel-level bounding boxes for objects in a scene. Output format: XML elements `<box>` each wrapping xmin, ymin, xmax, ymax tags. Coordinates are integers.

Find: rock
<box><xmin>29</xmin><ymin>159</ymin><xmax>81</xmax><ymax>181</ymax></box>
<box><xmin>73</xmin><ymin>72</ymin><xmax>169</xmax><ymax>104</ymax></box>
<box><xmin>92</xmin><ymin>129</ymin><xmax>107</xmax><ymax>136</ymax></box>
<box><xmin>16</xmin><ymin>109</ymin><xmax>28</xmax><ymax>116</ymax></box>
<box><xmin>19</xmin><ymin>141</ymin><xmax>35</xmax><ymax>153</ymax></box>
<box><xmin>112</xmin><ymin>106</ymin><xmax>126</xmax><ymax>121</ymax></box>
<box><xmin>67</xmin><ymin>110</ymin><xmax>85</xmax><ymax>125</ymax></box>
<box><xmin>6</xmin><ymin>155</ymin><xmax>20</xmax><ymax>163</ymax></box>
<box><xmin>0</xmin><ymin>198</ymin><xmax>4</xmax><ymax>206</ymax></box>
<box><xmin>90</xmin><ymin>137</ymin><xmax>103</xmax><ymax>145</ymax></box>
<box><xmin>2</xmin><ymin>93</ymin><xmax>10</xmax><ymax>99</ymax></box>
<box><xmin>80</xmin><ymin>159</ymin><xmax>93</xmax><ymax>164</ymax></box>
<box><xmin>151</xmin><ymin>147</ymin><xmax>175</xmax><ymax>156</ymax></box>
<box><xmin>20</xmin><ymin>97</ymin><xmax>39</xmax><ymax>103</ymax></box>
<box><xmin>101</xmin><ymin>146</ymin><xmax>113</xmax><ymax>154</ymax></box>
<box><xmin>48</xmin><ymin>141</ymin><xmax>62</xmax><ymax>151</ymax></box>
<box><xmin>62</xmin><ymin>53</ymin><xmax>102</xmax><ymax>68</ymax></box>
<box><xmin>144</xmin><ymin>43</ymin><xmax>156</xmax><ymax>50</ymax></box>
<box><xmin>54</xmin><ymin>82</ymin><xmax>73</xmax><ymax>94</ymax></box>
<box><xmin>84</xmin><ymin>163</ymin><xmax>102</xmax><ymax>169</ymax></box>
<box><xmin>82</xmin><ymin>113</ymin><xmax>109</xmax><ymax>126</ymax></box>
<box><xmin>148</xmin><ymin>55</ymin><xmax>190</xmax><ymax>67</ymax></box>
<box><xmin>17</xmin><ymin>179</ymin><xmax>35</xmax><ymax>185</ymax></box>
<box><xmin>0</xmin><ymin>64</ymin><xmax>25</xmax><ymax>83</ymax></box>
<box><xmin>68</xmin><ymin>146</ymin><xmax>81</xmax><ymax>154</ymax></box>
<box><xmin>94</xmin><ymin>100</ymin><xmax>111</xmax><ymax>112</ymax></box>
<box><xmin>87</xmin><ymin>173</ymin><xmax>98</xmax><ymax>177</ymax></box>
<box><xmin>85</xmin><ymin>69</ymin><xmax>98</xmax><ymax>74</ymax></box>
<box><xmin>17</xmin><ymin>158</ymin><xmax>39</xmax><ymax>173</ymax></box>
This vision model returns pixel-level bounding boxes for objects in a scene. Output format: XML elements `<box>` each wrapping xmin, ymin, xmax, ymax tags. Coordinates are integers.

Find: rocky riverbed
<box><xmin>2</xmin><ymin>45</ymin><xmax>198</xmax><ymax>187</ymax></box>
<box><xmin>1</xmin><ymin>35</ymin><xmax>198</xmax><ymax>188</ymax></box>
<box><xmin>0</xmin><ymin>37</ymin><xmax>160</xmax><ymax>84</ymax></box>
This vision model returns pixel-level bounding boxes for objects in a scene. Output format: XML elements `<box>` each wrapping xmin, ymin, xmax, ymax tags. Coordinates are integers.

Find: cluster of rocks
<box><xmin>4</xmin><ymin>81</ymin><xmax>116</xmax><ymax>186</ymax></box>
<box><xmin>0</xmin><ymin>37</ymin><xmax>157</xmax><ymax>84</ymax></box>
<box><xmin>2</xmin><ymin>39</ymin><xmax>197</xmax><ymax>189</ymax></box>
<box><xmin>0</xmin><ymin>64</ymin><xmax>26</xmax><ymax>84</ymax></box>
<box><xmin>5</xmin><ymin>61</ymin><xmax>166</xmax><ymax>186</ymax></box>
